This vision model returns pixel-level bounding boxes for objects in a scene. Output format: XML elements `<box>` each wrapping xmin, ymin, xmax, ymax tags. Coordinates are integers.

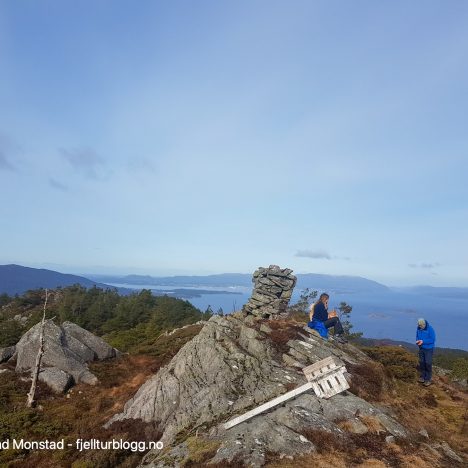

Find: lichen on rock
<box><xmin>14</xmin><ymin>319</ymin><xmax>119</xmax><ymax>390</ymax></box>
<box><xmin>106</xmin><ymin>313</ymin><xmax>407</xmax><ymax>467</ymax></box>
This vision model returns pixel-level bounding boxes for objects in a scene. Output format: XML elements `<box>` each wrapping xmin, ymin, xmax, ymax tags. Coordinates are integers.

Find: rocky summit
<box><xmin>13</xmin><ymin>319</ymin><xmax>119</xmax><ymax>392</ymax></box>
<box><xmin>242</xmin><ymin>265</ymin><xmax>297</xmax><ymax>318</ymax></box>
<box><xmin>106</xmin><ymin>313</ymin><xmax>408</xmax><ymax>467</ymax></box>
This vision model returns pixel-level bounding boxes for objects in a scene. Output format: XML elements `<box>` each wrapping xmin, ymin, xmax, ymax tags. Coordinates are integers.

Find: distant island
<box><xmin>89</xmin><ymin>271</ymin><xmax>390</xmax><ymax>293</ymax></box>
<box><xmin>151</xmin><ymin>288</ymin><xmax>242</xmax><ymax>299</ymax></box>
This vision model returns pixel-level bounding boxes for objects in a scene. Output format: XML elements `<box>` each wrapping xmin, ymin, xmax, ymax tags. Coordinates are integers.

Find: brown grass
<box><xmin>347</xmin><ymin>361</ymin><xmax>386</xmax><ymax>401</ymax></box>
<box><xmin>355</xmin><ymin>460</ymin><xmax>386</xmax><ymax>468</ymax></box>
<box><xmin>375</xmin><ymin>377</ymin><xmax>468</xmax><ymax>458</ymax></box>
<box><xmin>336</xmin><ymin>418</ymin><xmax>363</xmax><ymax>433</ymax></box>
<box><xmin>298</xmin><ymin>428</ymin><xmax>347</xmax><ymax>453</ymax></box>
<box><xmin>359</xmin><ymin>415</ymin><xmax>385</xmax><ymax>434</ymax></box>
<box><xmin>267</xmin><ymin>451</ymin><xmax>348</xmax><ymax>468</ymax></box>
<box><xmin>398</xmin><ymin>454</ymin><xmax>439</xmax><ymax>468</ymax></box>
<box><xmin>265</xmin><ymin>320</ymin><xmax>304</xmax><ymax>354</ymax></box>
<box><xmin>269</xmin><ymin>428</ymin><xmax>413</xmax><ymax>467</ymax></box>
<box><xmin>2</xmin><ymin>325</ymin><xmax>202</xmax><ymax>468</ymax></box>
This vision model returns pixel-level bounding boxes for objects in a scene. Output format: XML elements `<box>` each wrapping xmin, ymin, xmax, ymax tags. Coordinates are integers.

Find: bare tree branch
<box><xmin>26</xmin><ymin>289</ymin><xmax>49</xmax><ymax>408</ymax></box>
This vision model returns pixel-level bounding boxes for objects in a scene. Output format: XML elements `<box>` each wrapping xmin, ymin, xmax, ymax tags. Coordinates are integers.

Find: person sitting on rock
<box><xmin>416</xmin><ymin>318</ymin><xmax>436</xmax><ymax>386</ymax></box>
<box><xmin>308</xmin><ymin>293</ymin><xmax>347</xmax><ymax>343</ymax></box>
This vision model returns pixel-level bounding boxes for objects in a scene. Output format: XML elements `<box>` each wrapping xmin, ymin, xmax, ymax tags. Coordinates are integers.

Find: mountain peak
<box><xmin>106</xmin><ymin>313</ymin><xmax>408</xmax><ymax>466</ymax></box>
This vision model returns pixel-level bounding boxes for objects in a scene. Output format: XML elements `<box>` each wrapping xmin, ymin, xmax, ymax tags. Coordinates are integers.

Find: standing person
<box><xmin>309</xmin><ymin>293</ymin><xmax>347</xmax><ymax>343</ymax></box>
<box><xmin>416</xmin><ymin>318</ymin><xmax>436</xmax><ymax>386</ymax></box>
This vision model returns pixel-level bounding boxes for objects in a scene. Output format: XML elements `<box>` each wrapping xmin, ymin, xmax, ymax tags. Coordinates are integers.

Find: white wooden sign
<box><xmin>303</xmin><ymin>356</ymin><xmax>350</xmax><ymax>399</ymax></box>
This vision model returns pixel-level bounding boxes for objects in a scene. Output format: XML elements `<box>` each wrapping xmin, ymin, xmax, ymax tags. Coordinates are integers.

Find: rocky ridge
<box><xmin>106</xmin><ymin>313</ymin><xmax>409</xmax><ymax>466</ymax></box>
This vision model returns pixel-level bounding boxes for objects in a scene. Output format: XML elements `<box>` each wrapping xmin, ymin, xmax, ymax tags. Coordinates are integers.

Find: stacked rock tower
<box><xmin>242</xmin><ymin>264</ymin><xmax>297</xmax><ymax>318</ymax></box>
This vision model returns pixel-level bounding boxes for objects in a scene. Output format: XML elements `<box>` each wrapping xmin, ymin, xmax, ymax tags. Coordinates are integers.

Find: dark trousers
<box><xmin>324</xmin><ymin>317</ymin><xmax>344</xmax><ymax>335</ymax></box>
<box><xmin>418</xmin><ymin>348</ymin><xmax>433</xmax><ymax>382</ymax></box>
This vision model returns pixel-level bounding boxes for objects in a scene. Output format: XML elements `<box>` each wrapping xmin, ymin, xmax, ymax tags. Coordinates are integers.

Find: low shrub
<box><xmin>266</xmin><ymin>320</ymin><xmax>304</xmax><ymax>354</ymax></box>
<box><xmin>361</xmin><ymin>346</ymin><xmax>418</xmax><ymax>381</ymax></box>
<box><xmin>183</xmin><ymin>436</ymin><xmax>221</xmax><ymax>467</ymax></box>
<box><xmin>421</xmin><ymin>392</ymin><xmax>438</xmax><ymax>408</ymax></box>
<box><xmin>299</xmin><ymin>428</ymin><xmax>347</xmax><ymax>453</ymax></box>
<box><xmin>347</xmin><ymin>361</ymin><xmax>386</xmax><ymax>401</ymax></box>
<box><xmin>299</xmin><ymin>428</ymin><xmax>401</xmax><ymax>466</ymax></box>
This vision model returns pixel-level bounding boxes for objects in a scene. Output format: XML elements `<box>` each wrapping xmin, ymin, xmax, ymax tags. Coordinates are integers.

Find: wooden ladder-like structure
<box><xmin>303</xmin><ymin>356</ymin><xmax>349</xmax><ymax>399</ymax></box>
<box><xmin>224</xmin><ymin>356</ymin><xmax>349</xmax><ymax>430</ymax></box>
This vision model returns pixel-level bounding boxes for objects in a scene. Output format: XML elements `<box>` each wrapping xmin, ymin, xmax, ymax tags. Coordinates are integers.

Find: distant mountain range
<box><xmin>89</xmin><ymin>272</ymin><xmax>389</xmax><ymax>293</ymax></box>
<box><xmin>91</xmin><ymin>273</ymin><xmax>255</xmax><ymax>287</ymax></box>
<box><xmin>0</xmin><ymin>264</ymin><xmax>114</xmax><ymax>295</ymax></box>
<box><xmin>296</xmin><ymin>273</ymin><xmax>388</xmax><ymax>293</ymax></box>
<box><xmin>0</xmin><ymin>265</ymin><xmax>242</xmax><ymax>298</ymax></box>
<box><xmin>393</xmin><ymin>285</ymin><xmax>468</xmax><ymax>300</ymax></box>
<box><xmin>3</xmin><ymin>264</ymin><xmax>468</xmax><ymax>349</ymax></box>
<box><xmin>2</xmin><ymin>264</ymin><xmax>468</xmax><ymax>302</ymax></box>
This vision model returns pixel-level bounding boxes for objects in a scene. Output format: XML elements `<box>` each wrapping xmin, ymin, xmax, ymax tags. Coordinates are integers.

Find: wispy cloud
<box><xmin>49</xmin><ymin>178</ymin><xmax>68</xmax><ymax>191</ymax></box>
<box><xmin>60</xmin><ymin>147</ymin><xmax>106</xmax><ymax>179</ymax></box>
<box><xmin>127</xmin><ymin>157</ymin><xmax>156</xmax><ymax>174</ymax></box>
<box><xmin>295</xmin><ymin>249</ymin><xmax>332</xmax><ymax>259</ymax></box>
<box><xmin>408</xmin><ymin>262</ymin><xmax>440</xmax><ymax>269</ymax></box>
<box><xmin>0</xmin><ymin>151</ymin><xmax>15</xmax><ymax>171</ymax></box>
<box><xmin>295</xmin><ymin>249</ymin><xmax>351</xmax><ymax>261</ymax></box>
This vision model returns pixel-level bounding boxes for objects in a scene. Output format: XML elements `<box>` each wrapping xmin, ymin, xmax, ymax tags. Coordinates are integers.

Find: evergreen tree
<box><xmin>288</xmin><ymin>288</ymin><xmax>318</xmax><ymax>315</ymax></box>
<box><xmin>337</xmin><ymin>301</ymin><xmax>362</xmax><ymax>338</ymax></box>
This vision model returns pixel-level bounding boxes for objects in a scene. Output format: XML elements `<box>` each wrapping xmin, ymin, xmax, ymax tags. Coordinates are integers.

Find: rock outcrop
<box><xmin>106</xmin><ymin>314</ymin><xmax>407</xmax><ymax>467</ymax></box>
<box><xmin>38</xmin><ymin>367</ymin><xmax>73</xmax><ymax>393</ymax></box>
<box><xmin>14</xmin><ymin>319</ymin><xmax>118</xmax><ymax>392</ymax></box>
<box><xmin>105</xmin><ymin>315</ymin><xmax>287</xmax><ymax>438</ymax></box>
<box><xmin>61</xmin><ymin>321</ymin><xmax>117</xmax><ymax>360</ymax></box>
<box><xmin>242</xmin><ymin>265</ymin><xmax>297</xmax><ymax>318</ymax></box>
<box><xmin>0</xmin><ymin>345</ymin><xmax>15</xmax><ymax>363</ymax></box>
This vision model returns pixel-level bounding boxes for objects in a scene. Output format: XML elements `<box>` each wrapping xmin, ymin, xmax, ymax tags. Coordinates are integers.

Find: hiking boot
<box><xmin>423</xmin><ymin>380</ymin><xmax>432</xmax><ymax>387</ymax></box>
<box><xmin>335</xmin><ymin>335</ymin><xmax>348</xmax><ymax>344</ymax></box>
<box><xmin>418</xmin><ymin>378</ymin><xmax>425</xmax><ymax>384</ymax></box>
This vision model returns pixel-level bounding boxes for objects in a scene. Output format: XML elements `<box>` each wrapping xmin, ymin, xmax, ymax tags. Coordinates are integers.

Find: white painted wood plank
<box><xmin>224</xmin><ymin>382</ymin><xmax>314</xmax><ymax>430</ymax></box>
<box><xmin>336</xmin><ymin>372</ymin><xmax>350</xmax><ymax>391</ymax></box>
<box><xmin>314</xmin><ymin>369</ymin><xmax>350</xmax><ymax>398</ymax></box>
<box><xmin>302</xmin><ymin>356</ymin><xmax>336</xmax><ymax>376</ymax></box>
<box><xmin>224</xmin><ymin>357</ymin><xmax>351</xmax><ymax>429</ymax></box>
<box><xmin>309</xmin><ymin>365</ymin><xmax>345</xmax><ymax>383</ymax></box>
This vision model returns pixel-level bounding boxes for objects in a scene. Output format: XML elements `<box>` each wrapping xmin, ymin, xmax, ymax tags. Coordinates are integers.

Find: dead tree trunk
<box><xmin>26</xmin><ymin>289</ymin><xmax>49</xmax><ymax>408</ymax></box>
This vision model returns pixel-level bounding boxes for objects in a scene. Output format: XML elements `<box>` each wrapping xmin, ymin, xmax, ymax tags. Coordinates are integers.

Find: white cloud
<box><xmin>295</xmin><ymin>249</ymin><xmax>331</xmax><ymax>260</ymax></box>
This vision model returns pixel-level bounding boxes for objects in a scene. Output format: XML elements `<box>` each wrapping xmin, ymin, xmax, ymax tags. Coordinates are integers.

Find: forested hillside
<box><xmin>0</xmin><ymin>286</ymin><xmax>210</xmax><ymax>353</ymax></box>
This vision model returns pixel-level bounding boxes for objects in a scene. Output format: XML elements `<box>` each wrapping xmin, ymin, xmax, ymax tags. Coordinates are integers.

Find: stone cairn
<box><xmin>242</xmin><ymin>265</ymin><xmax>297</xmax><ymax>318</ymax></box>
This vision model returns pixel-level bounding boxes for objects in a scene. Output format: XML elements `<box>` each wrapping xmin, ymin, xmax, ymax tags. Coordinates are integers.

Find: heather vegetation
<box><xmin>0</xmin><ymin>324</ymin><xmax>203</xmax><ymax>467</ymax></box>
<box><xmin>357</xmin><ymin>337</ymin><xmax>468</xmax><ymax>381</ymax></box>
<box><xmin>361</xmin><ymin>346</ymin><xmax>418</xmax><ymax>381</ymax></box>
<box><xmin>0</xmin><ymin>288</ymin><xmax>467</xmax><ymax>466</ymax></box>
<box><xmin>262</xmin><ymin>319</ymin><xmax>467</xmax><ymax>467</ymax></box>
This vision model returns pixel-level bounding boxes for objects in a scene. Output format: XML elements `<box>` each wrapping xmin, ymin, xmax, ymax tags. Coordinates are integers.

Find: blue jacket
<box><xmin>308</xmin><ymin>319</ymin><xmax>328</xmax><ymax>339</ymax></box>
<box><xmin>416</xmin><ymin>321</ymin><xmax>436</xmax><ymax>349</ymax></box>
<box><xmin>313</xmin><ymin>302</ymin><xmax>328</xmax><ymax>322</ymax></box>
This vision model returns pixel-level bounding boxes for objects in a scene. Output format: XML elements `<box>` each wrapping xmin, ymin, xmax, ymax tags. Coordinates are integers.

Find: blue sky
<box><xmin>1</xmin><ymin>1</ymin><xmax>467</xmax><ymax>285</ymax></box>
